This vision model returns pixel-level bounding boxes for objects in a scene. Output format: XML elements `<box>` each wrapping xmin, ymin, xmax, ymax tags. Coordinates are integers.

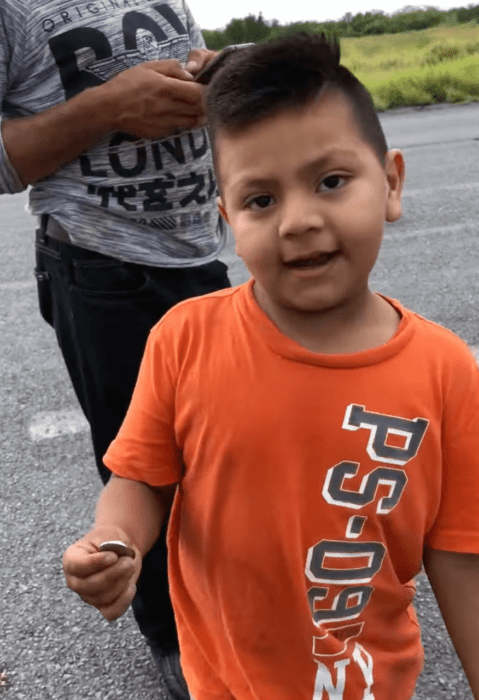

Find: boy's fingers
<box><xmin>63</xmin><ymin>544</ymin><xmax>117</xmax><ymax>578</ymax></box>
<box><xmin>79</xmin><ymin>574</ymin><xmax>132</xmax><ymax>608</ymax></box>
<box><xmin>66</xmin><ymin>557</ymin><xmax>139</xmax><ymax>610</ymax></box>
<box><xmin>70</xmin><ymin>554</ymin><xmax>136</xmax><ymax>591</ymax></box>
<box><xmin>63</xmin><ymin>529</ymin><xmax>141</xmax><ymax>619</ymax></box>
<box><xmin>84</xmin><ymin>568</ymin><xmax>139</xmax><ymax>619</ymax></box>
<box><xmin>98</xmin><ymin>582</ymin><xmax>138</xmax><ymax>622</ymax></box>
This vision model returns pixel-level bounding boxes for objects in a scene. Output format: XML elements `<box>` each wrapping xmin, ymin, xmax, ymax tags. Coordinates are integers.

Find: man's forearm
<box><xmin>95</xmin><ymin>475</ymin><xmax>177</xmax><ymax>557</ymax></box>
<box><xmin>1</xmin><ymin>85</ymin><xmax>114</xmax><ymax>187</ymax></box>
<box><xmin>2</xmin><ymin>59</ymin><xmax>206</xmax><ymax>187</ymax></box>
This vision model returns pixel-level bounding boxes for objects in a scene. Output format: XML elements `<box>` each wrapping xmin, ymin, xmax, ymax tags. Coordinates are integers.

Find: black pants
<box><xmin>35</xmin><ymin>218</ymin><xmax>230</xmax><ymax>653</ymax></box>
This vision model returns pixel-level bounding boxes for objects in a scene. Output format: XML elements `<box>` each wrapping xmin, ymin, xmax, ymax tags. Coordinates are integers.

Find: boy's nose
<box><xmin>277</xmin><ymin>194</ymin><xmax>325</xmax><ymax>238</ymax></box>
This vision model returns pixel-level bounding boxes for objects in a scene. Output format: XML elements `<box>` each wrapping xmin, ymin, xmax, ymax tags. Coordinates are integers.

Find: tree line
<box><xmin>202</xmin><ymin>5</ymin><xmax>479</xmax><ymax>49</ymax></box>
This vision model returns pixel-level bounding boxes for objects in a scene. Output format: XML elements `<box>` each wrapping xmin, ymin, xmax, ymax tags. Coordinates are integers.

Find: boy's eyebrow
<box><xmin>230</xmin><ymin>149</ymin><xmax>361</xmax><ymax>194</ymax></box>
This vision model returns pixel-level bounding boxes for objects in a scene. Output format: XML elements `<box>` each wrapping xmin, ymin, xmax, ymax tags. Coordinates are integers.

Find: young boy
<box><xmin>63</xmin><ymin>34</ymin><xmax>479</xmax><ymax>700</ymax></box>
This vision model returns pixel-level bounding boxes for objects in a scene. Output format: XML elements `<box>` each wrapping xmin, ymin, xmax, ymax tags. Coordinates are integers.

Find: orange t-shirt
<box><xmin>105</xmin><ymin>280</ymin><xmax>479</xmax><ymax>700</ymax></box>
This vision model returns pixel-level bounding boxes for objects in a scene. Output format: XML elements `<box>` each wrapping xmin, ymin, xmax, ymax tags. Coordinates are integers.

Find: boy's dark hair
<box><xmin>205</xmin><ymin>33</ymin><xmax>388</xmax><ymax>188</ymax></box>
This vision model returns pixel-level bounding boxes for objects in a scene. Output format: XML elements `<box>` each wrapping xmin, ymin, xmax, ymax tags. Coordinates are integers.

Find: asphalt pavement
<box><xmin>1</xmin><ymin>101</ymin><xmax>479</xmax><ymax>699</ymax></box>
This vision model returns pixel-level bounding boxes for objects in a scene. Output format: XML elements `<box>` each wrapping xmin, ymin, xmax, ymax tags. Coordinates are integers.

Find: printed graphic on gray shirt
<box><xmin>0</xmin><ymin>0</ymin><xmax>224</xmax><ymax>266</ymax></box>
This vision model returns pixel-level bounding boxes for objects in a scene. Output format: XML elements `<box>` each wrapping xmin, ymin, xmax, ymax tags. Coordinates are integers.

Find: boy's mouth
<box><xmin>284</xmin><ymin>251</ymin><xmax>339</xmax><ymax>268</ymax></box>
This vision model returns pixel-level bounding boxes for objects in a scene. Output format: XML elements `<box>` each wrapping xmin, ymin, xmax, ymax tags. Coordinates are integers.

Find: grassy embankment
<box><xmin>340</xmin><ymin>22</ymin><xmax>479</xmax><ymax>110</ymax></box>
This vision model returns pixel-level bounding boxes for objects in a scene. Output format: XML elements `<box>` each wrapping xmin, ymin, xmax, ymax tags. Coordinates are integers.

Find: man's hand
<box><xmin>2</xmin><ymin>56</ymin><xmax>210</xmax><ymax>187</ymax></box>
<box><xmin>184</xmin><ymin>48</ymin><xmax>219</xmax><ymax>78</ymax></box>
<box><xmin>63</xmin><ymin>527</ymin><xmax>142</xmax><ymax>621</ymax></box>
<box><xmin>103</xmin><ymin>59</ymin><xmax>207</xmax><ymax>138</ymax></box>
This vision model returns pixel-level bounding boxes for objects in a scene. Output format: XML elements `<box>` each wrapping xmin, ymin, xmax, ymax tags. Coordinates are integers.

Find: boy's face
<box><xmin>216</xmin><ymin>90</ymin><xmax>405</xmax><ymax>322</ymax></box>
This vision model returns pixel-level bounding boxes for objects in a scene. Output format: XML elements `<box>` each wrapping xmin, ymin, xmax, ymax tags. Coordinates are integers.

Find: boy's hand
<box><xmin>424</xmin><ymin>547</ymin><xmax>479</xmax><ymax>698</ymax></box>
<box><xmin>184</xmin><ymin>48</ymin><xmax>219</xmax><ymax>78</ymax></box>
<box><xmin>63</xmin><ymin>527</ymin><xmax>142</xmax><ymax>621</ymax></box>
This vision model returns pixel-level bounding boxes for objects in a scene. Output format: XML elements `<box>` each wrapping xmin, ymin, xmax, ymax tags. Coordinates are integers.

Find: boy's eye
<box><xmin>318</xmin><ymin>174</ymin><xmax>347</xmax><ymax>192</ymax></box>
<box><xmin>245</xmin><ymin>194</ymin><xmax>274</xmax><ymax>211</ymax></box>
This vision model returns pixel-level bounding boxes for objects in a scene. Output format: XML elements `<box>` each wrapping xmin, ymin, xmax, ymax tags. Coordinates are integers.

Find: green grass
<box><xmin>340</xmin><ymin>23</ymin><xmax>479</xmax><ymax>110</ymax></box>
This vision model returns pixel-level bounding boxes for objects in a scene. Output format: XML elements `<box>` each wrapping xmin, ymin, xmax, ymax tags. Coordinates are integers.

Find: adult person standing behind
<box><xmin>0</xmin><ymin>1</ymin><xmax>231</xmax><ymax>698</ymax></box>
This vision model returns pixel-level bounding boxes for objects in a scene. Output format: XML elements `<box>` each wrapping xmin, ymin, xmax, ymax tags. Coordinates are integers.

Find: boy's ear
<box><xmin>385</xmin><ymin>149</ymin><xmax>405</xmax><ymax>223</ymax></box>
<box><xmin>217</xmin><ymin>196</ymin><xmax>229</xmax><ymax>224</ymax></box>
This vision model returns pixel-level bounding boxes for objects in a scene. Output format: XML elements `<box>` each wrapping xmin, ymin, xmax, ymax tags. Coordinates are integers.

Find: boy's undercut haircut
<box><xmin>205</xmin><ymin>33</ymin><xmax>388</xmax><ymax>186</ymax></box>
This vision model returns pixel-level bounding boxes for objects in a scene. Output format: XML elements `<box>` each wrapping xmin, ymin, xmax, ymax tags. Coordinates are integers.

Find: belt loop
<box><xmin>37</xmin><ymin>214</ymin><xmax>49</xmax><ymax>243</ymax></box>
<box><xmin>43</xmin><ymin>215</ymin><xmax>71</xmax><ymax>244</ymax></box>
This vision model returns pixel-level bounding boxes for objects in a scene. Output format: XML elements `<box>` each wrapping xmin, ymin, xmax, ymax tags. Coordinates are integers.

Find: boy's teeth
<box><xmin>297</xmin><ymin>257</ymin><xmax>324</xmax><ymax>267</ymax></box>
<box><xmin>290</xmin><ymin>253</ymin><xmax>332</xmax><ymax>267</ymax></box>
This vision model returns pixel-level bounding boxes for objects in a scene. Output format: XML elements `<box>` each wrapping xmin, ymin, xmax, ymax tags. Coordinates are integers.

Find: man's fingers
<box><xmin>106</xmin><ymin>61</ymin><xmax>207</xmax><ymax>136</ymax></box>
<box><xmin>146</xmin><ymin>59</ymin><xmax>194</xmax><ymax>81</ymax></box>
<box><xmin>184</xmin><ymin>59</ymin><xmax>199</xmax><ymax>73</ymax></box>
<box><xmin>161</xmin><ymin>74</ymin><xmax>205</xmax><ymax>106</ymax></box>
<box><xmin>185</xmin><ymin>49</ymin><xmax>218</xmax><ymax>76</ymax></box>
<box><xmin>126</xmin><ymin>114</ymin><xmax>204</xmax><ymax>139</ymax></box>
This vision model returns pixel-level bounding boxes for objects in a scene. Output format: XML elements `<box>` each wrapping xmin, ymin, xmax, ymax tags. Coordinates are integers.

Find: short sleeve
<box><xmin>426</xmin><ymin>348</ymin><xmax>479</xmax><ymax>553</ymax></box>
<box><xmin>0</xmin><ymin>0</ymin><xmax>28</xmax><ymax>194</ymax></box>
<box><xmin>103</xmin><ymin>319</ymin><xmax>182</xmax><ymax>486</ymax></box>
<box><xmin>182</xmin><ymin>0</ymin><xmax>206</xmax><ymax>49</ymax></box>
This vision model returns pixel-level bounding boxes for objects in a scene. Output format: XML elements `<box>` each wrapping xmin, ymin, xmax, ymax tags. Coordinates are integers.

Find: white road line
<box><xmin>30</xmin><ymin>349</ymin><xmax>478</xmax><ymax>441</ymax></box>
<box><xmin>28</xmin><ymin>409</ymin><xmax>89</xmax><ymax>441</ymax></box>
<box><xmin>402</xmin><ymin>181</ymin><xmax>479</xmax><ymax>198</ymax></box>
<box><xmin>384</xmin><ymin>221</ymin><xmax>473</xmax><ymax>241</ymax></box>
<box><xmin>0</xmin><ymin>280</ymin><xmax>36</xmax><ymax>290</ymax></box>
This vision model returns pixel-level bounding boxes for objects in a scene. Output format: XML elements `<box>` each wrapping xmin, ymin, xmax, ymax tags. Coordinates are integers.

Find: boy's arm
<box><xmin>63</xmin><ymin>475</ymin><xmax>177</xmax><ymax>621</ymax></box>
<box><xmin>423</xmin><ymin>546</ymin><xmax>479</xmax><ymax>698</ymax></box>
<box><xmin>94</xmin><ymin>474</ymin><xmax>177</xmax><ymax>554</ymax></box>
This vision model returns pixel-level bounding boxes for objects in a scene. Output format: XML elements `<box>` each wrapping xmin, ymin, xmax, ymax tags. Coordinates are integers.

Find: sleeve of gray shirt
<box><xmin>183</xmin><ymin>0</ymin><xmax>207</xmax><ymax>50</ymax></box>
<box><xmin>0</xmin><ymin>0</ymin><xmax>28</xmax><ymax>194</ymax></box>
<box><xmin>0</xmin><ymin>0</ymin><xmax>207</xmax><ymax>196</ymax></box>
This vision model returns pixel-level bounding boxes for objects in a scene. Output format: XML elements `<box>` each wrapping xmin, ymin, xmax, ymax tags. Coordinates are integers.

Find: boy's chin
<box><xmin>259</xmin><ymin>291</ymin><xmax>342</xmax><ymax>317</ymax></box>
<box><xmin>268</xmin><ymin>291</ymin><xmax>372</xmax><ymax>319</ymax></box>
<box><xmin>281</xmin><ymin>300</ymin><xmax>341</xmax><ymax>316</ymax></box>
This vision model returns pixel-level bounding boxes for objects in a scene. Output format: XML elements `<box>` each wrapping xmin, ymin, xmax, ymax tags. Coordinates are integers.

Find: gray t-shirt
<box><xmin>0</xmin><ymin>0</ymin><xmax>226</xmax><ymax>266</ymax></box>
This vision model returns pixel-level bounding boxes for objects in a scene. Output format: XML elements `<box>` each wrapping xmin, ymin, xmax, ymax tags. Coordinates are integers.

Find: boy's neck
<box><xmin>253</xmin><ymin>284</ymin><xmax>401</xmax><ymax>355</ymax></box>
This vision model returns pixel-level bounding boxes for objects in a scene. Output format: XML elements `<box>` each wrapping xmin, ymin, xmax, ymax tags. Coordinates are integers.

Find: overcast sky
<box><xmin>190</xmin><ymin>1</ymin><xmax>462</xmax><ymax>30</ymax></box>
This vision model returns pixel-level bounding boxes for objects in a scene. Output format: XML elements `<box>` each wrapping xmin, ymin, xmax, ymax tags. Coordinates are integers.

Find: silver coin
<box><xmin>98</xmin><ymin>540</ymin><xmax>135</xmax><ymax>558</ymax></box>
